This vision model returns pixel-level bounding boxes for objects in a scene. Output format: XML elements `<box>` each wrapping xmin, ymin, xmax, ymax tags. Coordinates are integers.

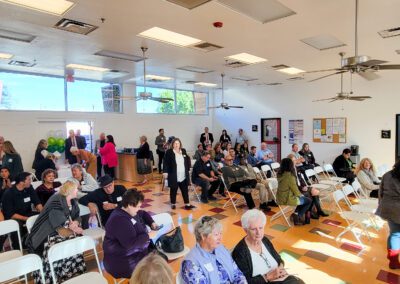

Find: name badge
<box><xmin>103</xmin><ymin>201</ymin><xmax>109</xmax><ymax>204</ymax></box>
<box><xmin>117</xmin><ymin>196</ymin><xmax>122</xmax><ymax>202</ymax></box>
<box><xmin>131</xmin><ymin>218</ymin><xmax>137</xmax><ymax>226</ymax></box>
<box><xmin>8</xmin><ymin>158</ymin><xmax>12</xmax><ymax>163</ymax></box>
<box><xmin>206</xmin><ymin>164</ymin><xmax>210</xmax><ymax>167</ymax></box>
<box><xmin>183</xmin><ymin>155</ymin><xmax>186</xmax><ymax>158</ymax></box>
<box><xmin>204</xmin><ymin>263</ymin><xmax>214</xmax><ymax>272</ymax></box>
<box><xmin>24</xmin><ymin>197</ymin><xmax>31</xmax><ymax>203</ymax></box>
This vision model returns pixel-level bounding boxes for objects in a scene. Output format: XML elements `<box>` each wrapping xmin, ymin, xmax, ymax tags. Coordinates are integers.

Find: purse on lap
<box><xmin>155</xmin><ymin>226</ymin><xmax>184</xmax><ymax>253</ymax></box>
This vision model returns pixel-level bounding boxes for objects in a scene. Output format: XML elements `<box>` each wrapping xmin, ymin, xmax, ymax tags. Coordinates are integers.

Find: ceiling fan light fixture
<box><xmin>138</xmin><ymin>27</ymin><xmax>202</xmax><ymax>47</ymax></box>
<box><xmin>225</xmin><ymin>53</ymin><xmax>267</xmax><ymax>64</ymax></box>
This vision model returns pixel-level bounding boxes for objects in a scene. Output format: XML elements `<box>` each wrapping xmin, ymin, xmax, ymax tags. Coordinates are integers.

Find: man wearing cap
<box><xmin>78</xmin><ymin>175</ymin><xmax>127</xmax><ymax>225</ymax></box>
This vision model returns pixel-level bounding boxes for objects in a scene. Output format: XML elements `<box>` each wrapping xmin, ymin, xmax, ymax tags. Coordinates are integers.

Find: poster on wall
<box><xmin>288</xmin><ymin>119</ymin><xmax>304</xmax><ymax>145</ymax></box>
<box><xmin>313</xmin><ymin>117</ymin><xmax>347</xmax><ymax>143</ymax></box>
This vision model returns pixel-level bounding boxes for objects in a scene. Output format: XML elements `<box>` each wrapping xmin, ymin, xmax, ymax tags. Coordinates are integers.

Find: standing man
<box><xmin>200</xmin><ymin>127</ymin><xmax>214</xmax><ymax>149</ymax></box>
<box><xmin>95</xmin><ymin>132</ymin><xmax>106</xmax><ymax>179</ymax></box>
<box><xmin>192</xmin><ymin>151</ymin><xmax>219</xmax><ymax>203</ymax></box>
<box><xmin>65</xmin><ymin>130</ymin><xmax>85</xmax><ymax>164</ymax></box>
<box><xmin>235</xmin><ymin>128</ymin><xmax>248</xmax><ymax>146</ymax></box>
<box><xmin>78</xmin><ymin>175</ymin><xmax>126</xmax><ymax>225</ymax></box>
<box><xmin>155</xmin><ymin>128</ymin><xmax>166</xmax><ymax>174</ymax></box>
<box><xmin>76</xmin><ymin>129</ymin><xmax>87</xmax><ymax>149</ymax></box>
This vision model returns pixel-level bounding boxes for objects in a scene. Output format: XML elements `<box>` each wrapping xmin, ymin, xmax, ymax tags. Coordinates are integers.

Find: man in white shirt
<box><xmin>291</xmin><ymin>144</ymin><xmax>305</xmax><ymax>169</ymax></box>
<box><xmin>256</xmin><ymin>142</ymin><xmax>274</xmax><ymax>166</ymax></box>
<box><xmin>235</xmin><ymin>128</ymin><xmax>248</xmax><ymax>146</ymax></box>
<box><xmin>200</xmin><ymin>127</ymin><xmax>214</xmax><ymax>149</ymax></box>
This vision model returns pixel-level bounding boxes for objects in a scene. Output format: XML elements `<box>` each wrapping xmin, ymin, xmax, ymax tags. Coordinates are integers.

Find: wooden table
<box><xmin>116</xmin><ymin>153</ymin><xmax>152</xmax><ymax>183</ymax></box>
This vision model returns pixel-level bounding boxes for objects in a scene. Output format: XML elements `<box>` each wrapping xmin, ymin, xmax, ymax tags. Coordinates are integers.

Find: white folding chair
<box><xmin>341</xmin><ymin>185</ymin><xmax>377</xmax><ymax>215</ymax></box>
<box><xmin>313</xmin><ymin>166</ymin><xmax>343</xmax><ymax>188</ymax></box>
<box><xmin>267</xmin><ymin>178</ymin><xmax>294</xmax><ymax>227</ymax></box>
<box><xmin>252</xmin><ymin>167</ymin><xmax>265</xmax><ymax>181</ymax></box>
<box><xmin>0</xmin><ymin>219</ymin><xmax>22</xmax><ymax>254</ymax></box>
<box><xmin>270</xmin><ymin>162</ymin><xmax>280</xmax><ymax>177</ymax></box>
<box><xmin>30</xmin><ymin>173</ymin><xmax>39</xmax><ymax>182</ymax></box>
<box><xmin>26</xmin><ymin>214</ymin><xmax>39</xmax><ymax>234</ymax></box>
<box><xmin>151</xmin><ymin>213</ymin><xmax>190</xmax><ymax>261</ymax></box>
<box><xmin>0</xmin><ymin>254</ymin><xmax>45</xmax><ymax>284</ymax></box>
<box><xmin>323</xmin><ymin>164</ymin><xmax>347</xmax><ymax>183</ymax></box>
<box><xmin>64</xmin><ymin>272</ymin><xmax>108</xmax><ymax>284</ymax></box>
<box><xmin>48</xmin><ymin>236</ymin><xmax>102</xmax><ymax>284</ymax></box>
<box><xmin>31</xmin><ymin>181</ymin><xmax>42</xmax><ymax>190</ymax></box>
<box><xmin>79</xmin><ymin>204</ymin><xmax>106</xmax><ymax>241</ymax></box>
<box><xmin>303</xmin><ymin>169</ymin><xmax>334</xmax><ymax>191</ymax></box>
<box><xmin>220</xmin><ymin>175</ymin><xmax>246</xmax><ymax>213</ymax></box>
<box><xmin>188</xmin><ymin>169</ymin><xmax>201</xmax><ymax>202</ymax></box>
<box><xmin>377</xmin><ymin>164</ymin><xmax>389</xmax><ymax>178</ymax></box>
<box><xmin>261</xmin><ymin>164</ymin><xmax>273</xmax><ymax>179</ymax></box>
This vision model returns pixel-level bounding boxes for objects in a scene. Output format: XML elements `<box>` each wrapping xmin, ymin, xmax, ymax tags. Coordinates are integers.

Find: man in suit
<box><xmin>200</xmin><ymin>127</ymin><xmax>214</xmax><ymax>149</ymax></box>
<box><xmin>65</xmin><ymin>129</ymin><xmax>85</xmax><ymax>164</ymax></box>
<box><xmin>94</xmin><ymin>132</ymin><xmax>106</xmax><ymax>178</ymax></box>
<box><xmin>76</xmin><ymin>129</ymin><xmax>87</xmax><ymax>149</ymax></box>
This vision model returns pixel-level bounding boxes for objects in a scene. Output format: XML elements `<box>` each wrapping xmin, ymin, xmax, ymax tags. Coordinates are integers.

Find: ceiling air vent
<box><xmin>379</xmin><ymin>27</ymin><xmax>400</xmax><ymax>39</ymax></box>
<box><xmin>272</xmin><ymin>64</ymin><xmax>290</xmax><ymax>69</ymax></box>
<box><xmin>185</xmin><ymin>80</ymin><xmax>199</xmax><ymax>84</ymax></box>
<box><xmin>8</xmin><ymin>60</ymin><xmax>36</xmax><ymax>67</ymax></box>
<box><xmin>177</xmin><ymin>66</ymin><xmax>213</xmax><ymax>73</ymax></box>
<box><xmin>95</xmin><ymin>50</ymin><xmax>144</xmax><ymax>62</ymax></box>
<box><xmin>190</xmin><ymin>42</ymin><xmax>223</xmax><ymax>52</ymax></box>
<box><xmin>165</xmin><ymin>0</ymin><xmax>212</xmax><ymax>9</ymax></box>
<box><xmin>54</xmin><ymin>18</ymin><xmax>98</xmax><ymax>35</ymax></box>
<box><xmin>0</xmin><ymin>28</ymin><xmax>36</xmax><ymax>43</ymax></box>
<box><xmin>287</xmin><ymin>76</ymin><xmax>304</xmax><ymax>81</ymax></box>
<box><xmin>231</xmin><ymin>76</ymin><xmax>258</xmax><ymax>82</ymax></box>
<box><xmin>266</xmin><ymin>82</ymin><xmax>282</xmax><ymax>85</ymax></box>
<box><xmin>225</xmin><ymin>60</ymin><xmax>249</xmax><ymax>68</ymax></box>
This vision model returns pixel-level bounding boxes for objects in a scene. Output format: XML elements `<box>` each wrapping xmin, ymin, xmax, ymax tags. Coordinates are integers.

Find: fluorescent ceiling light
<box><xmin>0</xmin><ymin>0</ymin><xmax>75</xmax><ymax>16</ymax></box>
<box><xmin>0</xmin><ymin>52</ymin><xmax>13</xmax><ymax>59</ymax></box>
<box><xmin>146</xmin><ymin>75</ymin><xmax>172</xmax><ymax>81</ymax></box>
<box><xmin>177</xmin><ymin>66</ymin><xmax>213</xmax><ymax>73</ymax></box>
<box><xmin>0</xmin><ymin>28</ymin><xmax>36</xmax><ymax>43</ymax></box>
<box><xmin>301</xmin><ymin>34</ymin><xmax>345</xmax><ymax>51</ymax></box>
<box><xmin>66</xmin><ymin>64</ymin><xmax>109</xmax><ymax>72</ymax></box>
<box><xmin>194</xmin><ymin>82</ymin><xmax>217</xmax><ymax>87</ymax></box>
<box><xmin>277</xmin><ymin>67</ymin><xmax>305</xmax><ymax>75</ymax></box>
<box><xmin>138</xmin><ymin>27</ymin><xmax>202</xmax><ymax>47</ymax></box>
<box><xmin>226</xmin><ymin>53</ymin><xmax>267</xmax><ymax>64</ymax></box>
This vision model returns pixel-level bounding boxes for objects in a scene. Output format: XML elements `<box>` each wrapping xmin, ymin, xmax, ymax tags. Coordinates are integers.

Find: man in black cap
<box><xmin>79</xmin><ymin>175</ymin><xmax>127</xmax><ymax>225</ymax></box>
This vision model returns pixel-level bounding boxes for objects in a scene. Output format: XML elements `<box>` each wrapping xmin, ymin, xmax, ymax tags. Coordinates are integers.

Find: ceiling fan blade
<box><xmin>350</xmin><ymin>96</ymin><xmax>372</xmax><ymax>99</ymax></box>
<box><xmin>208</xmin><ymin>106</ymin><xmax>222</xmax><ymax>109</ymax></box>
<box><xmin>302</xmin><ymin>68</ymin><xmax>342</xmax><ymax>74</ymax></box>
<box><xmin>328</xmin><ymin>98</ymin><xmax>339</xmax><ymax>103</ymax></box>
<box><xmin>228</xmin><ymin>106</ymin><xmax>244</xmax><ymax>108</ymax></box>
<box><xmin>309</xmin><ymin>70</ymin><xmax>347</xmax><ymax>82</ymax></box>
<box><xmin>348</xmin><ymin>97</ymin><xmax>366</xmax><ymax>101</ymax></box>
<box><xmin>377</xmin><ymin>64</ymin><xmax>400</xmax><ymax>70</ymax></box>
<box><xmin>150</xmin><ymin>97</ymin><xmax>174</xmax><ymax>103</ymax></box>
<box><xmin>360</xmin><ymin>59</ymin><xmax>388</xmax><ymax>67</ymax></box>
<box><xmin>357</xmin><ymin>70</ymin><xmax>380</xmax><ymax>80</ymax></box>
<box><xmin>312</xmin><ymin>97</ymin><xmax>337</xmax><ymax>102</ymax></box>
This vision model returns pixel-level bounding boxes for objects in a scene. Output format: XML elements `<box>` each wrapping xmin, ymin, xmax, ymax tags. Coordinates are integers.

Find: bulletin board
<box><xmin>313</xmin><ymin>118</ymin><xmax>347</xmax><ymax>143</ymax></box>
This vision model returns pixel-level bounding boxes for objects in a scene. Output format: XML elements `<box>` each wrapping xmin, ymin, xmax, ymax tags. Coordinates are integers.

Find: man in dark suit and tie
<box><xmin>65</xmin><ymin>129</ymin><xmax>85</xmax><ymax>164</ymax></box>
<box><xmin>76</xmin><ymin>129</ymin><xmax>87</xmax><ymax>149</ymax></box>
<box><xmin>200</xmin><ymin>127</ymin><xmax>214</xmax><ymax>149</ymax></box>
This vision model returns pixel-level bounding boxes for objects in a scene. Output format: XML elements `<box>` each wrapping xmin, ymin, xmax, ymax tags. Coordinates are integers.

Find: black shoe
<box><xmin>291</xmin><ymin>213</ymin><xmax>303</xmax><ymax>226</ymax></box>
<box><xmin>184</xmin><ymin>204</ymin><xmax>196</xmax><ymax>210</ymax></box>
<box><xmin>318</xmin><ymin>211</ymin><xmax>329</xmax><ymax>217</ymax></box>
<box><xmin>311</xmin><ymin>212</ymin><xmax>320</xmax><ymax>219</ymax></box>
<box><xmin>171</xmin><ymin>204</ymin><xmax>176</xmax><ymax>210</ymax></box>
<box><xmin>201</xmin><ymin>198</ymin><xmax>209</xmax><ymax>204</ymax></box>
<box><xmin>208</xmin><ymin>195</ymin><xmax>217</xmax><ymax>201</ymax></box>
<box><xmin>267</xmin><ymin>200</ymin><xmax>278</xmax><ymax>207</ymax></box>
<box><xmin>259</xmin><ymin>203</ymin><xmax>271</xmax><ymax>211</ymax></box>
<box><xmin>304</xmin><ymin>212</ymin><xmax>311</xmax><ymax>224</ymax></box>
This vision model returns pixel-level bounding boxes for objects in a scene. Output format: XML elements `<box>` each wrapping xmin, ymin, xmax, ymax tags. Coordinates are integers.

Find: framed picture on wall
<box><xmin>261</xmin><ymin>118</ymin><xmax>281</xmax><ymax>162</ymax></box>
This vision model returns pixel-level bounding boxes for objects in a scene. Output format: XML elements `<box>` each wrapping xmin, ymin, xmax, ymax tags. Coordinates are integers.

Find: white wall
<box><xmin>213</xmin><ymin>72</ymin><xmax>399</xmax><ymax>168</ymax></box>
<box><xmin>0</xmin><ymin>84</ymin><xmax>213</xmax><ymax>171</ymax></box>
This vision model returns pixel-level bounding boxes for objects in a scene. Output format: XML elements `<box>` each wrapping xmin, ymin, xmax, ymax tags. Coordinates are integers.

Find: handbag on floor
<box><xmin>156</xmin><ymin>226</ymin><xmax>184</xmax><ymax>253</ymax></box>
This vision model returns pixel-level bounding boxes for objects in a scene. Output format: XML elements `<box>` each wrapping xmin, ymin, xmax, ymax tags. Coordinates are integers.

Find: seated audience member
<box><xmin>36</xmin><ymin>169</ymin><xmax>62</xmax><ymax>205</ymax></box>
<box><xmin>27</xmin><ymin>180</ymin><xmax>85</xmax><ymax>283</ymax></box>
<box><xmin>181</xmin><ymin>216</ymin><xmax>246</xmax><ymax>284</ymax></box>
<box><xmin>256</xmin><ymin>142</ymin><xmax>274</xmax><ymax>166</ymax></box>
<box><xmin>235</xmin><ymin>128</ymin><xmax>248</xmax><ymax>146</ymax></box>
<box><xmin>238</xmin><ymin>155</ymin><xmax>271</xmax><ymax>212</ymax></box>
<box><xmin>79</xmin><ymin>175</ymin><xmax>127</xmax><ymax>225</ymax></box>
<box><xmin>276</xmin><ymin>158</ymin><xmax>311</xmax><ymax>226</ymax></box>
<box><xmin>241</xmin><ymin>141</ymin><xmax>250</xmax><ymax>155</ymax></box>
<box><xmin>290</xmin><ymin>144</ymin><xmax>308</xmax><ymax>172</ymax></box>
<box><xmin>333</xmin><ymin>148</ymin><xmax>356</xmax><ymax>183</ymax></box>
<box><xmin>229</xmin><ymin>148</ymin><xmax>241</xmax><ymax>165</ymax></box>
<box><xmin>221</xmin><ymin>155</ymin><xmax>256</xmax><ymax>209</ymax></box>
<box><xmin>247</xmin><ymin>146</ymin><xmax>261</xmax><ymax>167</ymax></box>
<box><xmin>103</xmin><ymin>189</ymin><xmax>159</xmax><ymax>279</ymax></box>
<box><xmin>2</xmin><ymin>172</ymin><xmax>43</xmax><ymax>249</ymax></box>
<box><xmin>34</xmin><ymin>151</ymin><xmax>57</xmax><ymax>181</ymax></box>
<box><xmin>355</xmin><ymin>158</ymin><xmax>380</xmax><ymax>198</ymax></box>
<box><xmin>130</xmin><ymin>253</ymin><xmax>174</xmax><ymax>284</ymax></box>
<box><xmin>232</xmin><ymin>209</ymin><xmax>305</xmax><ymax>284</ymax></box>
<box><xmin>70</xmin><ymin>146</ymin><xmax>97</xmax><ymax>178</ymax></box>
<box><xmin>0</xmin><ymin>166</ymin><xmax>12</xmax><ymax>201</ymax></box>
<box><xmin>219</xmin><ymin>129</ymin><xmax>231</xmax><ymax>144</ymax></box>
<box><xmin>223</xmin><ymin>142</ymin><xmax>232</xmax><ymax>157</ymax></box>
<box><xmin>299</xmin><ymin>143</ymin><xmax>319</xmax><ymax>167</ymax></box>
<box><xmin>192</xmin><ymin>151</ymin><xmax>220</xmax><ymax>203</ymax></box>
<box><xmin>2</xmin><ymin>140</ymin><xmax>23</xmax><ymax>180</ymax></box>
<box><xmin>193</xmin><ymin>144</ymin><xmax>204</xmax><ymax>161</ymax></box>
<box><xmin>32</xmin><ymin>139</ymin><xmax>47</xmax><ymax>171</ymax></box>
<box><xmin>213</xmin><ymin>143</ymin><xmax>225</xmax><ymax>163</ymax></box>
<box><xmin>71</xmin><ymin>163</ymin><xmax>98</xmax><ymax>195</ymax></box>
<box><xmin>234</xmin><ymin>143</ymin><xmax>243</xmax><ymax>155</ymax></box>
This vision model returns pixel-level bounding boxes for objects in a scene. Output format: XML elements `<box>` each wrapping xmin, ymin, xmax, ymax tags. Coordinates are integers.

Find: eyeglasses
<box><xmin>259</xmin><ymin>252</ymin><xmax>272</xmax><ymax>270</ymax></box>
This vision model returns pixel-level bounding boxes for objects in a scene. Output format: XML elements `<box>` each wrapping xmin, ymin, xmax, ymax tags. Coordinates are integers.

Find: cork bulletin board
<box><xmin>313</xmin><ymin>118</ymin><xmax>347</xmax><ymax>143</ymax></box>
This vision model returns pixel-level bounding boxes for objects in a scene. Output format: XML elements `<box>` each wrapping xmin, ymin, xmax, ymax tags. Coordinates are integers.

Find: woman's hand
<box><xmin>264</xmin><ymin>268</ymin><xmax>280</xmax><ymax>282</ymax></box>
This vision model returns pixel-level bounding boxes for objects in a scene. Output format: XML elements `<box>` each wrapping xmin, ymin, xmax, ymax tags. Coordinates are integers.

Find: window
<box><xmin>136</xmin><ymin>86</ymin><xmax>208</xmax><ymax>115</ymax></box>
<box><xmin>0</xmin><ymin>71</ymin><xmax>65</xmax><ymax>111</ymax></box>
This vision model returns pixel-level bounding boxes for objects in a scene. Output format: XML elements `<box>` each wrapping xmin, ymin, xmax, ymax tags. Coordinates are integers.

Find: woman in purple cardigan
<box><xmin>103</xmin><ymin>189</ymin><xmax>159</xmax><ymax>279</ymax></box>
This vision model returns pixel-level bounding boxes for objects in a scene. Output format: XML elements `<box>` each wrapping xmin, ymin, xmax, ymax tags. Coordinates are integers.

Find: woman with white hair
<box><xmin>232</xmin><ymin>209</ymin><xmax>305</xmax><ymax>284</ymax></box>
<box><xmin>71</xmin><ymin>163</ymin><xmax>98</xmax><ymax>195</ymax></box>
<box><xmin>70</xmin><ymin>146</ymin><xmax>97</xmax><ymax>178</ymax></box>
<box><xmin>180</xmin><ymin>216</ymin><xmax>246</xmax><ymax>284</ymax></box>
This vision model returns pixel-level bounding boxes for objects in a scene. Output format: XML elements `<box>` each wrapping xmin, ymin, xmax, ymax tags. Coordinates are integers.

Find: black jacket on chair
<box><xmin>163</xmin><ymin>148</ymin><xmax>191</xmax><ymax>188</ymax></box>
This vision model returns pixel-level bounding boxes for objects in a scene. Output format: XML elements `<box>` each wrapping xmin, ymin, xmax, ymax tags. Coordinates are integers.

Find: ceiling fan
<box><xmin>306</xmin><ymin>0</ymin><xmax>400</xmax><ymax>82</ymax></box>
<box><xmin>208</xmin><ymin>73</ymin><xmax>244</xmax><ymax>110</ymax></box>
<box><xmin>313</xmin><ymin>55</ymin><xmax>371</xmax><ymax>103</ymax></box>
<box><xmin>104</xmin><ymin>47</ymin><xmax>174</xmax><ymax>103</ymax></box>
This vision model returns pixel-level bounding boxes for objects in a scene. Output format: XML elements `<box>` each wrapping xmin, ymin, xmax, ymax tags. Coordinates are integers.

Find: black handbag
<box><xmin>156</xmin><ymin>226</ymin><xmax>184</xmax><ymax>253</ymax></box>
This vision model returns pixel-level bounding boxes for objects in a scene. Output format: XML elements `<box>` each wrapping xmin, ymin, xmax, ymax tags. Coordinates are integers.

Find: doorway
<box><xmin>66</xmin><ymin>121</ymin><xmax>94</xmax><ymax>152</ymax></box>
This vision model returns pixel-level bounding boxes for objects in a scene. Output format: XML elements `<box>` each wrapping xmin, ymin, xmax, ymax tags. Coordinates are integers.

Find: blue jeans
<box><xmin>388</xmin><ymin>221</ymin><xmax>400</xmax><ymax>250</ymax></box>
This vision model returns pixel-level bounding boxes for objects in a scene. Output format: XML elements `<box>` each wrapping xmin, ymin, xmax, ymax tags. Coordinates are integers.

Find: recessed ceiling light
<box><xmin>300</xmin><ymin>34</ymin><xmax>345</xmax><ymax>51</ymax></box>
<box><xmin>0</xmin><ymin>0</ymin><xmax>75</xmax><ymax>16</ymax></box>
<box><xmin>225</xmin><ymin>53</ymin><xmax>267</xmax><ymax>64</ymax></box>
<box><xmin>177</xmin><ymin>66</ymin><xmax>213</xmax><ymax>73</ymax></box>
<box><xmin>277</xmin><ymin>67</ymin><xmax>305</xmax><ymax>75</ymax></box>
<box><xmin>95</xmin><ymin>50</ymin><xmax>144</xmax><ymax>62</ymax></box>
<box><xmin>194</xmin><ymin>82</ymin><xmax>218</xmax><ymax>87</ymax></box>
<box><xmin>146</xmin><ymin>75</ymin><xmax>172</xmax><ymax>81</ymax></box>
<box><xmin>138</xmin><ymin>27</ymin><xmax>202</xmax><ymax>47</ymax></box>
<box><xmin>0</xmin><ymin>28</ymin><xmax>36</xmax><ymax>43</ymax></box>
<box><xmin>0</xmin><ymin>52</ymin><xmax>13</xmax><ymax>59</ymax></box>
<box><xmin>66</xmin><ymin>64</ymin><xmax>109</xmax><ymax>72</ymax></box>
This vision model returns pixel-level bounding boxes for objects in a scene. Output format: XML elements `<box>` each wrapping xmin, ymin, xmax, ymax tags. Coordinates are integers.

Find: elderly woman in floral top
<box><xmin>180</xmin><ymin>216</ymin><xmax>247</xmax><ymax>284</ymax></box>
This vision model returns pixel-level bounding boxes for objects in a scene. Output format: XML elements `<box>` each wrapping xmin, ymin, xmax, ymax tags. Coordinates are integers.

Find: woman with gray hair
<box><xmin>180</xmin><ymin>216</ymin><xmax>247</xmax><ymax>283</ymax></box>
<box><xmin>232</xmin><ymin>209</ymin><xmax>304</xmax><ymax>284</ymax></box>
<box><xmin>71</xmin><ymin>163</ymin><xmax>98</xmax><ymax>196</ymax></box>
<box><xmin>136</xmin><ymin>135</ymin><xmax>152</xmax><ymax>185</ymax></box>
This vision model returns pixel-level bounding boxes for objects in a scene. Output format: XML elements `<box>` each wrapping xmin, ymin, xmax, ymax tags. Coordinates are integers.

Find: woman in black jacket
<box><xmin>163</xmin><ymin>138</ymin><xmax>195</xmax><ymax>210</ymax></box>
<box><xmin>232</xmin><ymin>209</ymin><xmax>305</xmax><ymax>284</ymax></box>
<box><xmin>136</xmin><ymin>136</ymin><xmax>152</xmax><ymax>185</ymax></box>
<box><xmin>2</xmin><ymin>141</ymin><xmax>23</xmax><ymax>181</ymax></box>
<box><xmin>32</xmin><ymin>139</ymin><xmax>47</xmax><ymax>170</ymax></box>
